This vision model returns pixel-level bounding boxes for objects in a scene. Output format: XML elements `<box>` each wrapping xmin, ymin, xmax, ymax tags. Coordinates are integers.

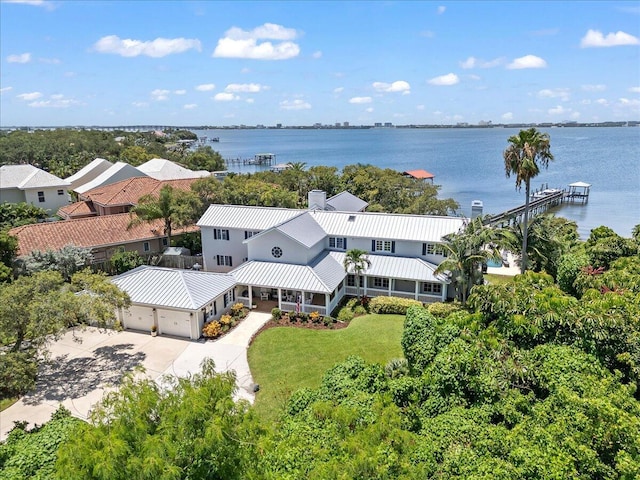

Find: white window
<box><xmin>374</xmin><ymin>240</ymin><xmax>393</xmax><ymax>252</ymax></box>
<box><xmin>143</xmin><ymin>242</ymin><xmax>150</xmax><ymax>252</ymax></box>
<box><xmin>244</xmin><ymin>230</ymin><xmax>259</xmax><ymax>239</ymax></box>
<box><xmin>373</xmin><ymin>277</ymin><xmax>389</xmax><ymax>289</ymax></box>
<box><xmin>329</xmin><ymin>237</ymin><xmax>347</xmax><ymax>249</ymax></box>
<box><xmin>434</xmin><ymin>245</ymin><xmax>448</xmax><ymax>257</ymax></box>
<box><xmin>37</xmin><ymin>191</ymin><xmax>45</xmax><ymax>203</ymax></box>
<box><xmin>347</xmin><ymin>275</ymin><xmax>363</xmax><ymax>287</ymax></box>
<box><xmin>422</xmin><ymin>282</ymin><xmax>443</xmax><ymax>294</ymax></box>
<box><xmin>214</xmin><ymin>229</ymin><xmax>230</xmax><ymax>240</ymax></box>
<box><xmin>57</xmin><ymin>189</ymin><xmax>64</xmax><ymax>196</ymax></box>
<box><xmin>423</xmin><ymin>243</ymin><xmax>435</xmax><ymax>255</ymax></box>
<box><xmin>216</xmin><ymin>255</ymin><xmax>233</xmax><ymax>267</ymax></box>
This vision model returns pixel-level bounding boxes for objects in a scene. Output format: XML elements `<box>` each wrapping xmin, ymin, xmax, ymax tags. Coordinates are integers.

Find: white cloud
<box><xmin>174</xmin><ymin>89</ymin><xmax>186</xmax><ymax>95</ymax></box>
<box><xmin>183</xmin><ymin>103</ymin><xmax>197</xmax><ymax>109</ymax></box>
<box><xmin>580</xmin><ymin>29</ymin><xmax>639</xmax><ymax>48</ymax></box>
<box><xmin>0</xmin><ymin>87</ymin><xmax>13</xmax><ymax>94</ymax></box>
<box><xmin>3</xmin><ymin>0</ymin><xmax>52</xmax><ymax>7</ymax></box>
<box><xmin>468</xmin><ymin>74</ymin><xmax>481</xmax><ymax>81</ymax></box>
<box><xmin>548</xmin><ymin>105</ymin><xmax>568</xmax><ymax>115</ymax></box>
<box><xmin>617</xmin><ymin>97</ymin><xmax>640</xmax><ymax>107</ymax></box>
<box><xmin>213</xmin><ymin>23</ymin><xmax>300</xmax><ymax>60</ymax></box>
<box><xmin>7</xmin><ymin>52</ymin><xmax>31</xmax><ymax>63</ymax></box>
<box><xmin>437</xmin><ymin>5</ymin><xmax>446</xmax><ymax>14</ymax></box>
<box><xmin>595</xmin><ymin>98</ymin><xmax>609</xmax><ymax>106</ymax></box>
<box><xmin>372</xmin><ymin>80</ymin><xmax>411</xmax><ymax>94</ymax></box>
<box><xmin>132</xmin><ymin>101</ymin><xmax>149</xmax><ymax>107</ymax></box>
<box><xmin>459</xmin><ymin>56</ymin><xmax>504</xmax><ymax>69</ymax></box>
<box><xmin>93</xmin><ymin>35</ymin><xmax>202</xmax><ymax>57</ymax></box>
<box><xmin>17</xmin><ymin>91</ymin><xmax>42</xmax><ymax>101</ymax></box>
<box><xmin>196</xmin><ymin>83</ymin><xmax>216</xmax><ymax>91</ymax></box>
<box><xmin>240</xmin><ymin>67</ymin><xmax>251</xmax><ymax>74</ymax></box>
<box><xmin>428</xmin><ymin>73</ymin><xmax>459</xmax><ymax>86</ymax></box>
<box><xmin>280</xmin><ymin>99</ymin><xmax>312</xmax><ymax>110</ymax></box>
<box><xmin>312</xmin><ymin>51</ymin><xmax>322</xmax><ymax>59</ymax></box>
<box><xmin>502</xmin><ymin>112</ymin><xmax>514</xmax><ymax>120</ymax></box>
<box><xmin>349</xmin><ymin>96</ymin><xmax>372</xmax><ymax>104</ymax></box>
<box><xmin>538</xmin><ymin>88</ymin><xmax>570</xmax><ymax>101</ymax></box>
<box><xmin>365</xmin><ymin>107</ymin><xmax>374</xmax><ymax>113</ymax></box>
<box><xmin>581</xmin><ymin>84</ymin><xmax>606</xmax><ymax>92</ymax></box>
<box><xmin>416</xmin><ymin>104</ymin><xmax>425</xmax><ymax>111</ymax></box>
<box><xmin>213</xmin><ymin>92</ymin><xmax>240</xmax><ymax>101</ymax></box>
<box><xmin>507</xmin><ymin>55</ymin><xmax>547</xmax><ymax>69</ymax></box>
<box><xmin>246</xmin><ymin>98</ymin><xmax>255</xmax><ymax>104</ymax></box>
<box><xmin>628</xmin><ymin>86</ymin><xmax>640</xmax><ymax>93</ymax></box>
<box><xmin>225</xmin><ymin>83</ymin><xmax>266</xmax><ymax>93</ymax></box>
<box><xmin>38</xmin><ymin>57</ymin><xmax>60</xmax><ymax>64</ymax></box>
<box><xmin>151</xmin><ymin>89</ymin><xmax>170</xmax><ymax>101</ymax></box>
<box><xmin>333</xmin><ymin>87</ymin><xmax>344</xmax><ymax>94</ymax></box>
<box><xmin>28</xmin><ymin>94</ymin><xmax>80</xmax><ymax>108</ymax></box>
<box><xmin>581</xmin><ymin>99</ymin><xmax>592</xmax><ymax>105</ymax></box>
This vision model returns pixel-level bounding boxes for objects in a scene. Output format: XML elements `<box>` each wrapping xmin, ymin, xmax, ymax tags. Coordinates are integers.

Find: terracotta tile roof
<box><xmin>404</xmin><ymin>169</ymin><xmax>435</xmax><ymax>179</ymax></box>
<box><xmin>79</xmin><ymin>177</ymin><xmax>198</xmax><ymax>207</ymax></box>
<box><xmin>57</xmin><ymin>201</ymin><xmax>97</xmax><ymax>219</ymax></box>
<box><xmin>9</xmin><ymin>213</ymin><xmax>199</xmax><ymax>256</ymax></box>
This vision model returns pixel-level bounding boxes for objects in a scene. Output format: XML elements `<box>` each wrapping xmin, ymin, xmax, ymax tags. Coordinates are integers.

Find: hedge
<box><xmin>368</xmin><ymin>296</ymin><xmax>422</xmax><ymax>315</ymax></box>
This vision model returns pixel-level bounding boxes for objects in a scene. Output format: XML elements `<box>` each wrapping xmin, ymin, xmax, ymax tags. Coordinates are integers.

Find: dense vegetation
<box><xmin>2</xmin><ymin>223</ymin><xmax>637</xmax><ymax>479</ymax></box>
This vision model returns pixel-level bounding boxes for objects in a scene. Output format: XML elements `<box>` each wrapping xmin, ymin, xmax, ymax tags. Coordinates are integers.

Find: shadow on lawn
<box><xmin>22</xmin><ymin>344</ymin><xmax>146</xmax><ymax>405</ymax></box>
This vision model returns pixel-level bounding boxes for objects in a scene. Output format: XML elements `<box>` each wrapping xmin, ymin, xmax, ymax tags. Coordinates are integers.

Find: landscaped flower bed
<box><xmin>267</xmin><ymin>308</ymin><xmax>344</xmax><ymax>330</ymax></box>
<box><xmin>202</xmin><ymin>303</ymin><xmax>249</xmax><ymax>339</ymax></box>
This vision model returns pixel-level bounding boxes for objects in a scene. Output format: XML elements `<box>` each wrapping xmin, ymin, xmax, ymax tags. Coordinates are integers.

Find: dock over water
<box><xmin>484</xmin><ymin>182</ymin><xmax>591</xmax><ymax>227</ymax></box>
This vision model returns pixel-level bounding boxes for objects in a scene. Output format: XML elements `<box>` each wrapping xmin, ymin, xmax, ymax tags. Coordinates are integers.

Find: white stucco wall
<box><xmin>201</xmin><ymin>226</ymin><xmax>250</xmax><ymax>272</ymax></box>
<box><xmin>23</xmin><ymin>187</ymin><xmax>70</xmax><ymax>214</ymax></box>
<box><xmin>248</xmin><ymin>230</ymin><xmax>316</xmax><ymax>265</ymax></box>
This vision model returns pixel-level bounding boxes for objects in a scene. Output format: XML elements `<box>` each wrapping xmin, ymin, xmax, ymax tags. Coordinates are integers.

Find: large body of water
<box><xmin>193</xmin><ymin>127</ymin><xmax>640</xmax><ymax>238</ymax></box>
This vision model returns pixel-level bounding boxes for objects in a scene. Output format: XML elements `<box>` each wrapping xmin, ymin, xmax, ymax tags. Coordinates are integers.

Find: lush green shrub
<box><xmin>426</xmin><ymin>302</ymin><xmax>462</xmax><ymax>319</ymax></box>
<box><xmin>109</xmin><ymin>250</ymin><xmax>144</xmax><ymax>275</ymax></box>
<box><xmin>345</xmin><ymin>297</ymin><xmax>359</xmax><ymax>310</ymax></box>
<box><xmin>557</xmin><ymin>251</ymin><xmax>589</xmax><ymax>295</ymax></box>
<box><xmin>231</xmin><ymin>302</ymin><xmax>245</xmax><ymax>317</ymax></box>
<box><xmin>271</xmin><ymin>307</ymin><xmax>281</xmax><ymax>320</ymax></box>
<box><xmin>0</xmin><ymin>351</ymin><xmax>38</xmax><ymax>399</ymax></box>
<box><xmin>353</xmin><ymin>305</ymin><xmax>367</xmax><ymax>316</ymax></box>
<box><xmin>202</xmin><ymin>320</ymin><xmax>222</xmax><ymax>338</ymax></box>
<box><xmin>337</xmin><ymin>306</ymin><xmax>354</xmax><ymax>322</ymax></box>
<box><xmin>369</xmin><ymin>296</ymin><xmax>422</xmax><ymax>315</ymax></box>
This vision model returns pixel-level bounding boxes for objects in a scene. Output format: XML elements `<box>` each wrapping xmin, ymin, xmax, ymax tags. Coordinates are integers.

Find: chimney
<box><xmin>308</xmin><ymin>190</ymin><xmax>326</xmax><ymax>210</ymax></box>
<box><xmin>471</xmin><ymin>200</ymin><xmax>483</xmax><ymax>219</ymax></box>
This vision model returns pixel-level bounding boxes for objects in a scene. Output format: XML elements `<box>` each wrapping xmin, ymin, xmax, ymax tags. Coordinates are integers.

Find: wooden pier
<box><xmin>225</xmin><ymin>153</ymin><xmax>276</xmax><ymax>167</ymax></box>
<box><xmin>485</xmin><ymin>181</ymin><xmax>591</xmax><ymax>228</ymax></box>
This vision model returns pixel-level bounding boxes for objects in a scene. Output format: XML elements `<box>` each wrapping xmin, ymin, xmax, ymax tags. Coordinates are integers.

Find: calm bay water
<box><xmin>194</xmin><ymin>127</ymin><xmax>640</xmax><ymax>238</ymax></box>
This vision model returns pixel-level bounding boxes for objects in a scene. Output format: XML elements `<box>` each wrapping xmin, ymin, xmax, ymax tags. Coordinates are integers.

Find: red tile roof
<box><xmin>404</xmin><ymin>169</ymin><xmax>435</xmax><ymax>179</ymax></box>
<box><xmin>9</xmin><ymin>213</ymin><xmax>199</xmax><ymax>256</ymax></box>
<box><xmin>79</xmin><ymin>177</ymin><xmax>198</xmax><ymax>207</ymax></box>
<box><xmin>57</xmin><ymin>201</ymin><xmax>97</xmax><ymax>219</ymax></box>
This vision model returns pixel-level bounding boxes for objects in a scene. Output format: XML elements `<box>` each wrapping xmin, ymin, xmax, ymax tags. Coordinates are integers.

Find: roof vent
<box><xmin>348</xmin><ymin>215</ymin><xmax>356</xmax><ymax>222</ymax></box>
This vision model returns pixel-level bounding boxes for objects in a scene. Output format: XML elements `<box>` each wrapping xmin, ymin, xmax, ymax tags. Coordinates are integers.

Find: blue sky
<box><xmin>1</xmin><ymin>0</ymin><xmax>639</xmax><ymax>127</ymax></box>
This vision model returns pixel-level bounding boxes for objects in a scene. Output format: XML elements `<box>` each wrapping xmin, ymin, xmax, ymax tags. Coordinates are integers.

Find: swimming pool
<box><xmin>486</xmin><ymin>259</ymin><xmax>503</xmax><ymax>268</ymax></box>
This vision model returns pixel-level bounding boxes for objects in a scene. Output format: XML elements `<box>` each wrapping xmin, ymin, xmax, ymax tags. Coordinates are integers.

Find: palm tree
<box><xmin>503</xmin><ymin>128</ymin><xmax>554</xmax><ymax>273</ymax></box>
<box><xmin>343</xmin><ymin>248</ymin><xmax>371</xmax><ymax>299</ymax></box>
<box><xmin>128</xmin><ymin>185</ymin><xmax>200</xmax><ymax>247</ymax></box>
<box><xmin>435</xmin><ymin>217</ymin><xmax>501</xmax><ymax>304</ymax></box>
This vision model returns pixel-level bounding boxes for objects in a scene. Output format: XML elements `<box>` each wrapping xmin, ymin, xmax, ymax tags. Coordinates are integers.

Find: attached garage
<box><xmin>112</xmin><ymin>266</ymin><xmax>238</xmax><ymax>340</ymax></box>
<box><xmin>157</xmin><ymin>309</ymin><xmax>194</xmax><ymax>338</ymax></box>
<box><xmin>122</xmin><ymin>305</ymin><xmax>155</xmax><ymax>332</ymax></box>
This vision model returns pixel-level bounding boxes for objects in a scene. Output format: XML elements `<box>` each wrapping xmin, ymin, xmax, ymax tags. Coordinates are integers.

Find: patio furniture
<box><xmin>260</xmin><ymin>292</ymin><xmax>269</xmax><ymax>301</ymax></box>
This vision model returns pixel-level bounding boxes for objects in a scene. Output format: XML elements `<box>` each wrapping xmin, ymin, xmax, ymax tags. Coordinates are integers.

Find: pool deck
<box><xmin>486</xmin><ymin>251</ymin><xmax>520</xmax><ymax>276</ymax></box>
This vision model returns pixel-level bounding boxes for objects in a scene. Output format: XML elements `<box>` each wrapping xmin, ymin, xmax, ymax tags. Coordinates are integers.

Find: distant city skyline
<box><xmin>1</xmin><ymin>0</ymin><xmax>639</xmax><ymax>127</ymax></box>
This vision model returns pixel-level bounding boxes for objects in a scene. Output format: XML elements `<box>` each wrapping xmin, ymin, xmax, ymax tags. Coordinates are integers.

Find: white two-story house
<box><xmin>0</xmin><ymin>164</ymin><xmax>71</xmax><ymax>215</ymax></box>
<box><xmin>197</xmin><ymin>190</ymin><xmax>466</xmax><ymax>316</ymax></box>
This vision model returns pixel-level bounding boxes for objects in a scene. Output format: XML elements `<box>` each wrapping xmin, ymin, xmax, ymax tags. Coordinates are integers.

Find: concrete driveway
<box><xmin>0</xmin><ymin>311</ymin><xmax>271</xmax><ymax>441</ymax></box>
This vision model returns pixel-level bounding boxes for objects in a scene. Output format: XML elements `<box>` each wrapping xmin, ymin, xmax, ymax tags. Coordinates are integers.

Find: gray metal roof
<box><xmin>274</xmin><ymin>212</ymin><xmax>326</xmax><ymax>248</ymax></box>
<box><xmin>326</xmin><ymin>191</ymin><xmax>369</xmax><ymax>212</ymax></box>
<box><xmin>329</xmin><ymin>251</ymin><xmax>448</xmax><ymax>283</ymax></box>
<box><xmin>74</xmin><ymin>162</ymin><xmax>147</xmax><ymax>194</ymax></box>
<box><xmin>112</xmin><ymin>266</ymin><xmax>236</xmax><ymax>310</ymax></box>
<box><xmin>0</xmin><ymin>164</ymin><xmax>70</xmax><ymax>189</ymax></box>
<box><xmin>65</xmin><ymin>158</ymin><xmax>113</xmax><ymax>185</ymax></box>
<box><xmin>310</xmin><ymin>210</ymin><xmax>466</xmax><ymax>242</ymax></box>
<box><xmin>230</xmin><ymin>252</ymin><xmax>345</xmax><ymax>293</ymax></box>
<box><xmin>197</xmin><ymin>204</ymin><xmax>304</xmax><ymax>230</ymax></box>
<box><xmin>138</xmin><ymin>158</ymin><xmax>210</xmax><ymax>180</ymax></box>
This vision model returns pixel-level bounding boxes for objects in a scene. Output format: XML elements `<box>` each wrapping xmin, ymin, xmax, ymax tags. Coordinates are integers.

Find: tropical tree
<box><xmin>435</xmin><ymin>217</ymin><xmax>501</xmax><ymax>304</ymax></box>
<box><xmin>343</xmin><ymin>249</ymin><xmax>371</xmax><ymax>299</ymax></box>
<box><xmin>128</xmin><ymin>184</ymin><xmax>201</xmax><ymax>247</ymax></box>
<box><xmin>503</xmin><ymin>128</ymin><xmax>554</xmax><ymax>273</ymax></box>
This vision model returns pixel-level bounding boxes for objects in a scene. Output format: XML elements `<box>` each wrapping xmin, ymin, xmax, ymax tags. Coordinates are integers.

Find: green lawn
<box><xmin>0</xmin><ymin>397</ymin><xmax>19</xmax><ymax>412</ymax></box>
<box><xmin>248</xmin><ymin>314</ymin><xmax>405</xmax><ymax>421</ymax></box>
<box><xmin>485</xmin><ymin>273</ymin><xmax>515</xmax><ymax>286</ymax></box>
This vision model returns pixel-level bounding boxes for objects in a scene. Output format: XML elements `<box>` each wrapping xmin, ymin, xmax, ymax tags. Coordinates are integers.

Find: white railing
<box><xmin>280</xmin><ymin>301</ymin><xmax>327</xmax><ymax>316</ymax></box>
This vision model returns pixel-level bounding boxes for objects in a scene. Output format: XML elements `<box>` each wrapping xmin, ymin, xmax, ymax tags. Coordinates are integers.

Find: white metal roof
<box><xmin>65</xmin><ymin>158</ymin><xmax>113</xmax><ymax>188</ymax></box>
<box><xmin>138</xmin><ymin>158</ymin><xmax>211</xmax><ymax>180</ymax></box>
<box><xmin>112</xmin><ymin>266</ymin><xmax>236</xmax><ymax>310</ymax></box>
<box><xmin>569</xmin><ymin>181</ymin><xmax>592</xmax><ymax>188</ymax></box>
<box><xmin>310</xmin><ymin>210</ymin><xmax>466</xmax><ymax>242</ymax></box>
<box><xmin>272</xmin><ymin>212</ymin><xmax>327</xmax><ymax>248</ymax></box>
<box><xmin>74</xmin><ymin>162</ymin><xmax>148</xmax><ymax>194</ymax></box>
<box><xmin>230</xmin><ymin>252</ymin><xmax>345</xmax><ymax>293</ymax></box>
<box><xmin>0</xmin><ymin>164</ymin><xmax>70</xmax><ymax>189</ymax></box>
<box><xmin>329</xmin><ymin>251</ymin><xmax>448</xmax><ymax>283</ymax></box>
<box><xmin>326</xmin><ymin>191</ymin><xmax>369</xmax><ymax>212</ymax></box>
<box><xmin>197</xmin><ymin>204</ymin><xmax>304</xmax><ymax>230</ymax></box>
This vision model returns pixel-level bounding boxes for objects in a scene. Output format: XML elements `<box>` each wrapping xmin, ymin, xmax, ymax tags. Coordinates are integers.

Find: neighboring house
<box><xmin>198</xmin><ymin>190</ymin><xmax>466</xmax><ymax>316</ymax></box>
<box><xmin>74</xmin><ymin>162</ymin><xmax>148</xmax><ymax>195</ymax></box>
<box><xmin>9</xmin><ymin>212</ymin><xmax>198</xmax><ymax>264</ymax></box>
<box><xmin>311</xmin><ymin>190</ymin><xmax>369</xmax><ymax>212</ymax></box>
<box><xmin>65</xmin><ymin>158</ymin><xmax>113</xmax><ymax>192</ymax></box>
<box><xmin>137</xmin><ymin>158</ymin><xmax>211</xmax><ymax>180</ymax></box>
<box><xmin>112</xmin><ymin>266</ymin><xmax>236</xmax><ymax>340</ymax></box>
<box><xmin>403</xmin><ymin>169</ymin><xmax>435</xmax><ymax>183</ymax></box>
<box><xmin>0</xmin><ymin>164</ymin><xmax>71</xmax><ymax>215</ymax></box>
<box><xmin>58</xmin><ymin>177</ymin><xmax>198</xmax><ymax>220</ymax></box>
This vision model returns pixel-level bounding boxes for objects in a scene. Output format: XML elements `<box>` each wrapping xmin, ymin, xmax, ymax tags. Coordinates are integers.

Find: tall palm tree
<box><xmin>128</xmin><ymin>185</ymin><xmax>200</xmax><ymax>247</ymax></box>
<box><xmin>343</xmin><ymin>249</ymin><xmax>371</xmax><ymax>299</ymax></box>
<box><xmin>503</xmin><ymin>128</ymin><xmax>554</xmax><ymax>273</ymax></box>
<box><xmin>435</xmin><ymin>217</ymin><xmax>501</xmax><ymax>304</ymax></box>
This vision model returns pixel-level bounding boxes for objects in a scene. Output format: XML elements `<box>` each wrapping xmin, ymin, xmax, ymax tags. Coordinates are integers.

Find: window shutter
<box><xmin>344</xmin><ymin>238</ymin><xmax>347</xmax><ymax>250</ymax></box>
<box><xmin>422</xmin><ymin>243</ymin><xmax>426</xmax><ymax>255</ymax></box>
<box><xmin>391</xmin><ymin>241</ymin><xmax>396</xmax><ymax>253</ymax></box>
<box><xmin>214</xmin><ymin>229</ymin><xmax>218</xmax><ymax>240</ymax></box>
<box><xmin>244</xmin><ymin>231</ymin><xmax>248</xmax><ymax>239</ymax></box>
<box><xmin>225</xmin><ymin>229</ymin><xmax>230</xmax><ymax>240</ymax></box>
<box><xmin>216</xmin><ymin>255</ymin><xmax>221</xmax><ymax>265</ymax></box>
<box><xmin>213</xmin><ymin>301</ymin><xmax>217</xmax><ymax>315</ymax></box>
<box><xmin>229</xmin><ymin>256</ymin><xmax>233</xmax><ymax>267</ymax></box>
<box><xmin>371</xmin><ymin>240</ymin><xmax>376</xmax><ymax>251</ymax></box>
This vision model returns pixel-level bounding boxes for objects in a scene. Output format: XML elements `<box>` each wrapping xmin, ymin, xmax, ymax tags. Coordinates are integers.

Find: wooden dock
<box><xmin>225</xmin><ymin>153</ymin><xmax>276</xmax><ymax>167</ymax></box>
<box><xmin>485</xmin><ymin>181</ymin><xmax>591</xmax><ymax>227</ymax></box>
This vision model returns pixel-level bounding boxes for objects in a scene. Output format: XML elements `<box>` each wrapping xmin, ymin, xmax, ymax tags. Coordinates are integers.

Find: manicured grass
<box><xmin>248</xmin><ymin>314</ymin><xmax>405</xmax><ymax>421</ymax></box>
<box><xmin>485</xmin><ymin>273</ymin><xmax>515</xmax><ymax>286</ymax></box>
<box><xmin>0</xmin><ymin>397</ymin><xmax>19</xmax><ymax>412</ymax></box>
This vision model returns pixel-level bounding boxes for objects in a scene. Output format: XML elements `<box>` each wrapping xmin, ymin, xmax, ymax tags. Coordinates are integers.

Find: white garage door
<box><xmin>123</xmin><ymin>305</ymin><xmax>154</xmax><ymax>332</ymax></box>
<box><xmin>157</xmin><ymin>309</ymin><xmax>193</xmax><ymax>338</ymax></box>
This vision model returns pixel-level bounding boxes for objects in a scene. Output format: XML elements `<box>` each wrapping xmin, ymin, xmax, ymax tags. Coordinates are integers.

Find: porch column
<box><xmin>363</xmin><ymin>275</ymin><xmax>367</xmax><ymax>296</ymax></box>
<box><xmin>277</xmin><ymin>288</ymin><xmax>282</xmax><ymax>310</ymax></box>
<box><xmin>414</xmin><ymin>281</ymin><xmax>419</xmax><ymax>300</ymax></box>
<box><xmin>325</xmin><ymin>294</ymin><xmax>330</xmax><ymax>316</ymax></box>
<box><xmin>441</xmin><ymin>283</ymin><xmax>447</xmax><ymax>302</ymax></box>
<box><xmin>301</xmin><ymin>291</ymin><xmax>306</xmax><ymax>311</ymax></box>
<box><xmin>388</xmin><ymin>279</ymin><xmax>392</xmax><ymax>296</ymax></box>
<box><xmin>248</xmin><ymin>286</ymin><xmax>253</xmax><ymax>307</ymax></box>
